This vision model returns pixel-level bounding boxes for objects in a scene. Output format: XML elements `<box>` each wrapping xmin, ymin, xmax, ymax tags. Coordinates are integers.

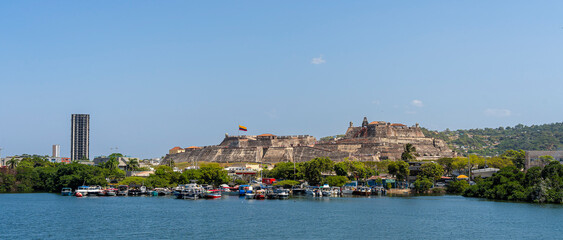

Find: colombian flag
<box><xmin>239</xmin><ymin>125</ymin><xmax>247</xmax><ymax>131</ymax></box>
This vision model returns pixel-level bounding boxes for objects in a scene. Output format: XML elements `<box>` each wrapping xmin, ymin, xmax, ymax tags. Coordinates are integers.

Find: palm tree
<box><xmin>6</xmin><ymin>158</ymin><xmax>19</xmax><ymax>169</ymax></box>
<box><xmin>126</xmin><ymin>158</ymin><xmax>140</xmax><ymax>171</ymax></box>
<box><xmin>401</xmin><ymin>143</ymin><xmax>417</xmax><ymax>162</ymax></box>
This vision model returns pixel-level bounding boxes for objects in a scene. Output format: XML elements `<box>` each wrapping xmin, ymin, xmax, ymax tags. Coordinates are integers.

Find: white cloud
<box><xmin>411</xmin><ymin>99</ymin><xmax>424</xmax><ymax>107</ymax></box>
<box><xmin>484</xmin><ymin>108</ymin><xmax>511</xmax><ymax>117</ymax></box>
<box><xmin>311</xmin><ymin>55</ymin><xmax>326</xmax><ymax>64</ymax></box>
<box><xmin>371</xmin><ymin>100</ymin><xmax>381</xmax><ymax>105</ymax></box>
<box><xmin>265</xmin><ymin>109</ymin><xmax>279</xmax><ymax>119</ymax></box>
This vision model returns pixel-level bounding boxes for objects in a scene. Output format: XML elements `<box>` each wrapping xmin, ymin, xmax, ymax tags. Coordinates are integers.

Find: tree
<box><xmin>199</xmin><ymin>163</ymin><xmax>230</xmax><ymax>187</ymax></box>
<box><xmin>126</xmin><ymin>158</ymin><xmax>140</xmax><ymax>171</ymax></box>
<box><xmin>446</xmin><ymin>180</ymin><xmax>469</xmax><ymax>193</ymax></box>
<box><xmin>388</xmin><ymin>161</ymin><xmax>410</xmax><ymax>184</ymax></box>
<box><xmin>6</xmin><ymin>158</ymin><xmax>19</xmax><ymax>169</ymax></box>
<box><xmin>413</xmin><ymin>177</ymin><xmax>433</xmax><ymax>193</ymax></box>
<box><xmin>401</xmin><ymin>143</ymin><xmax>417</xmax><ymax>162</ymax></box>
<box><xmin>270</xmin><ymin>162</ymin><xmax>302</xmax><ymax>180</ymax></box>
<box><xmin>323</xmin><ymin>176</ymin><xmax>349</xmax><ymax>187</ymax></box>
<box><xmin>501</xmin><ymin>150</ymin><xmax>526</xmax><ymax>170</ymax></box>
<box><xmin>334</xmin><ymin>161</ymin><xmax>349</xmax><ymax>177</ymax></box>
<box><xmin>302</xmin><ymin>157</ymin><xmax>334</xmax><ymax>185</ymax></box>
<box><xmin>437</xmin><ymin>158</ymin><xmax>455</xmax><ymax>176</ymax></box>
<box><xmin>420</xmin><ymin>162</ymin><xmax>444</xmax><ymax>182</ymax></box>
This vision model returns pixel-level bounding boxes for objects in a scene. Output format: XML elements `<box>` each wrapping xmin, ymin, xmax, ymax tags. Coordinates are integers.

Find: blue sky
<box><xmin>1</xmin><ymin>1</ymin><xmax>562</xmax><ymax>159</ymax></box>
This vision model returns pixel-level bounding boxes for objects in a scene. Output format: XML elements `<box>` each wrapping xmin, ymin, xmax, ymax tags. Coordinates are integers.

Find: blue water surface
<box><xmin>0</xmin><ymin>194</ymin><xmax>561</xmax><ymax>239</ymax></box>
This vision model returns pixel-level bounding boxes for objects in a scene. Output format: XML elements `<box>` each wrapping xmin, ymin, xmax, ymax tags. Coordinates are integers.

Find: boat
<box><xmin>106</xmin><ymin>188</ymin><xmax>117</xmax><ymax>196</ymax></box>
<box><xmin>87</xmin><ymin>186</ymin><xmax>102</xmax><ymax>196</ymax></box>
<box><xmin>321</xmin><ymin>184</ymin><xmax>332</xmax><ymax>197</ymax></box>
<box><xmin>75</xmin><ymin>186</ymin><xmax>89</xmax><ymax>196</ymax></box>
<box><xmin>117</xmin><ymin>185</ymin><xmax>129</xmax><ymax>196</ymax></box>
<box><xmin>342</xmin><ymin>181</ymin><xmax>358</xmax><ymax>195</ymax></box>
<box><xmin>177</xmin><ymin>184</ymin><xmax>205</xmax><ymax>199</ymax></box>
<box><xmin>341</xmin><ymin>186</ymin><xmax>355</xmax><ymax>195</ymax></box>
<box><xmin>331</xmin><ymin>187</ymin><xmax>341</xmax><ymax>196</ymax></box>
<box><xmin>129</xmin><ymin>185</ymin><xmax>147</xmax><ymax>196</ymax></box>
<box><xmin>254</xmin><ymin>189</ymin><xmax>266</xmax><ymax>199</ymax></box>
<box><xmin>61</xmin><ymin>187</ymin><xmax>73</xmax><ymax>196</ymax></box>
<box><xmin>97</xmin><ymin>189</ymin><xmax>108</xmax><ymax>196</ymax></box>
<box><xmin>245</xmin><ymin>192</ymin><xmax>255</xmax><ymax>199</ymax></box>
<box><xmin>353</xmin><ymin>186</ymin><xmax>371</xmax><ymax>196</ymax></box>
<box><xmin>275</xmin><ymin>189</ymin><xmax>290</xmax><ymax>199</ymax></box>
<box><xmin>205</xmin><ymin>189</ymin><xmax>222</xmax><ymax>199</ymax></box>
<box><xmin>238</xmin><ymin>185</ymin><xmax>253</xmax><ymax>196</ymax></box>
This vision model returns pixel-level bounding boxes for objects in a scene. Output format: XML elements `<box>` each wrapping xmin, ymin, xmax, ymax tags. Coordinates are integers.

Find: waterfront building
<box><xmin>52</xmin><ymin>144</ymin><xmax>60</xmax><ymax>158</ymax></box>
<box><xmin>71</xmin><ymin>114</ymin><xmax>90</xmax><ymax>161</ymax></box>
<box><xmin>45</xmin><ymin>157</ymin><xmax>71</xmax><ymax>164</ymax></box>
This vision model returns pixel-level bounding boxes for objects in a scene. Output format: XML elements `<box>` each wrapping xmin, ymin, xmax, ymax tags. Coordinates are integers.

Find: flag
<box><xmin>239</xmin><ymin>125</ymin><xmax>247</xmax><ymax>131</ymax></box>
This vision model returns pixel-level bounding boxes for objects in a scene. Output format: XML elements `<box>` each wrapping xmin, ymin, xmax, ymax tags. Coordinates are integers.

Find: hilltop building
<box><xmin>162</xmin><ymin>117</ymin><xmax>456</xmax><ymax>165</ymax></box>
<box><xmin>71</xmin><ymin>114</ymin><xmax>90</xmax><ymax>161</ymax></box>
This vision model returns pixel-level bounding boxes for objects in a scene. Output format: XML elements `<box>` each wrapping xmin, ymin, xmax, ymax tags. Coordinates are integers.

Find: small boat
<box><xmin>61</xmin><ymin>187</ymin><xmax>73</xmax><ymax>196</ymax></box>
<box><xmin>117</xmin><ymin>185</ymin><xmax>129</xmax><ymax>196</ymax></box>
<box><xmin>274</xmin><ymin>188</ymin><xmax>290</xmax><ymax>199</ymax></box>
<box><xmin>245</xmin><ymin>192</ymin><xmax>255</xmax><ymax>199</ymax></box>
<box><xmin>106</xmin><ymin>188</ymin><xmax>117</xmax><ymax>196</ymax></box>
<box><xmin>353</xmin><ymin>186</ymin><xmax>371</xmax><ymax>196</ymax></box>
<box><xmin>183</xmin><ymin>189</ymin><xmax>202</xmax><ymax>200</ymax></box>
<box><xmin>254</xmin><ymin>189</ymin><xmax>266</xmax><ymax>199</ymax></box>
<box><xmin>87</xmin><ymin>186</ymin><xmax>102</xmax><ymax>196</ymax></box>
<box><xmin>239</xmin><ymin>185</ymin><xmax>253</xmax><ymax>196</ymax></box>
<box><xmin>331</xmin><ymin>187</ymin><xmax>341</xmax><ymax>196</ymax></box>
<box><xmin>321</xmin><ymin>184</ymin><xmax>332</xmax><ymax>197</ymax></box>
<box><xmin>341</xmin><ymin>186</ymin><xmax>355</xmax><ymax>195</ymax></box>
<box><xmin>205</xmin><ymin>189</ymin><xmax>222</xmax><ymax>199</ymax></box>
<box><xmin>97</xmin><ymin>189</ymin><xmax>108</xmax><ymax>196</ymax></box>
<box><xmin>75</xmin><ymin>186</ymin><xmax>89</xmax><ymax>196</ymax></box>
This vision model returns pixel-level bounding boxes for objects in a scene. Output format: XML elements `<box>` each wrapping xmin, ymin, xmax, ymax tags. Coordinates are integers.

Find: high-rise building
<box><xmin>71</xmin><ymin>114</ymin><xmax>90</xmax><ymax>161</ymax></box>
<box><xmin>52</xmin><ymin>144</ymin><xmax>60</xmax><ymax>158</ymax></box>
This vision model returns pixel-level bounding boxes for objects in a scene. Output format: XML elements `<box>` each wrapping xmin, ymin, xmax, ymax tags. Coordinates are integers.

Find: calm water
<box><xmin>0</xmin><ymin>194</ymin><xmax>561</xmax><ymax>239</ymax></box>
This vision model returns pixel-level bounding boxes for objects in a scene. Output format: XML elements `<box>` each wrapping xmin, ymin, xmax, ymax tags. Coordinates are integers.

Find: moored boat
<box><xmin>353</xmin><ymin>186</ymin><xmax>371</xmax><ymax>196</ymax></box>
<box><xmin>254</xmin><ymin>189</ymin><xmax>266</xmax><ymax>199</ymax></box>
<box><xmin>61</xmin><ymin>187</ymin><xmax>72</xmax><ymax>196</ymax></box>
<box><xmin>117</xmin><ymin>185</ymin><xmax>129</xmax><ymax>196</ymax></box>
<box><xmin>205</xmin><ymin>189</ymin><xmax>222</xmax><ymax>199</ymax></box>
<box><xmin>75</xmin><ymin>186</ymin><xmax>89</xmax><ymax>196</ymax></box>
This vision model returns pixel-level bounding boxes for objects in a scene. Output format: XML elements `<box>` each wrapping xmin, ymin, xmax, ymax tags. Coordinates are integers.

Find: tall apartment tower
<box><xmin>52</xmin><ymin>144</ymin><xmax>60</xmax><ymax>158</ymax></box>
<box><xmin>71</xmin><ymin>114</ymin><xmax>90</xmax><ymax>161</ymax></box>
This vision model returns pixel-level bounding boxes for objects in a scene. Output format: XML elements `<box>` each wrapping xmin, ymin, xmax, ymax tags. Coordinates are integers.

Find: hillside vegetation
<box><xmin>422</xmin><ymin>122</ymin><xmax>563</xmax><ymax>156</ymax></box>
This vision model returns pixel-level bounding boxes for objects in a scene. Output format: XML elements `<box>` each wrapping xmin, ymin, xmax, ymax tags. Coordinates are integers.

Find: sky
<box><xmin>1</xmin><ymin>1</ymin><xmax>562</xmax><ymax>159</ymax></box>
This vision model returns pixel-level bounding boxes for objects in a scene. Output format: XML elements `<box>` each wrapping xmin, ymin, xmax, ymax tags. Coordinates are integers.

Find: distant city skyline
<box><xmin>1</xmin><ymin>1</ymin><xmax>563</xmax><ymax>159</ymax></box>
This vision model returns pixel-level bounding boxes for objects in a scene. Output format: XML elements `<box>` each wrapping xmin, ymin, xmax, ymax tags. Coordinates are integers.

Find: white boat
<box><xmin>275</xmin><ymin>189</ymin><xmax>290</xmax><ymax>199</ymax></box>
<box><xmin>321</xmin><ymin>184</ymin><xmax>332</xmax><ymax>197</ymax></box>
<box><xmin>87</xmin><ymin>186</ymin><xmax>102</xmax><ymax>196</ymax></box>
<box><xmin>331</xmin><ymin>187</ymin><xmax>341</xmax><ymax>196</ymax></box>
<box><xmin>75</xmin><ymin>186</ymin><xmax>89</xmax><ymax>196</ymax></box>
<box><xmin>341</xmin><ymin>186</ymin><xmax>355</xmax><ymax>195</ymax></box>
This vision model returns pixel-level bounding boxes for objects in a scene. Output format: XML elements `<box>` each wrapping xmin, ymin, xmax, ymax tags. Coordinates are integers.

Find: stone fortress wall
<box><xmin>162</xmin><ymin>117</ymin><xmax>456</xmax><ymax>165</ymax></box>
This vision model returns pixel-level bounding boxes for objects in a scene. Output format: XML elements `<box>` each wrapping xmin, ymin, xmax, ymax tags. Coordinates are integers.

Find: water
<box><xmin>0</xmin><ymin>194</ymin><xmax>561</xmax><ymax>239</ymax></box>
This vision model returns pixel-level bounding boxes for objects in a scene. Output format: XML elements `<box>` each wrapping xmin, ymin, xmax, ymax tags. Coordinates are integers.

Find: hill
<box><xmin>421</xmin><ymin>122</ymin><xmax>563</xmax><ymax>156</ymax></box>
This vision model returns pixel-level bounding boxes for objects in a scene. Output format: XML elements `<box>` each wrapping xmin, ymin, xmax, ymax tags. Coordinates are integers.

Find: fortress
<box><xmin>162</xmin><ymin>117</ymin><xmax>456</xmax><ymax>165</ymax></box>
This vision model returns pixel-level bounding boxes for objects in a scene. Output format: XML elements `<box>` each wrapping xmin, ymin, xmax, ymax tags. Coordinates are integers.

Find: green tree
<box><xmin>270</xmin><ymin>162</ymin><xmax>302</xmax><ymax>180</ymax></box>
<box><xmin>446</xmin><ymin>180</ymin><xmax>469</xmax><ymax>193</ymax></box>
<box><xmin>501</xmin><ymin>150</ymin><xmax>526</xmax><ymax>170</ymax></box>
<box><xmin>437</xmin><ymin>158</ymin><xmax>455</xmax><ymax>176</ymax></box>
<box><xmin>273</xmin><ymin>180</ymin><xmax>300</xmax><ymax>187</ymax></box>
<box><xmin>388</xmin><ymin>161</ymin><xmax>410</xmax><ymax>184</ymax></box>
<box><xmin>126</xmin><ymin>158</ymin><xmax>140</xmax><ymax>171</ymax></box>
<box><xmin>6</xmin><ymin>158</ymin><xmax>19</xmax><ymax>169</ymax></box>
<box><xmin>419</xmin><ymin>162</ymin><xmax>444</xmax><ymax>182</ymax></box>
<box><xmin>413</xmin><ymin>177</ymin><xmax>433</xmax><ymax>193</ymax></box>
<box><xmin>401</xmin><ymin>143</ymin><xmax>417</xmax><ymax>162</ymax></box>
<box><xmin>323</xmin><ymin>175</ymin><xmax>349</xmax><ymax>187</ymax></box>
<box><xmin>199</xmin><ymin>163</ymin><xmax>230</xmax><ymax>187</ymax></box>
<box><xmin>302</xmin><ymin>157</ymin><xmax>334</xmax><ymax>185</ymax></box>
